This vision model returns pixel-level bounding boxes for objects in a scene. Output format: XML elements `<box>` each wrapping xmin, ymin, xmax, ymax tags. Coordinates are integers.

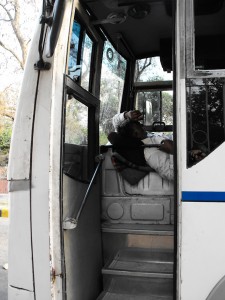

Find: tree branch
<box><xmin>0</xmin><ymin>40</ymin><xmax>24</xmax><ymax>69</ymax></box>
<box><xmin>1</xmin><ymin>112</ymin><xmax>14</xmax><ymax>121</ymax></box>
<box><xmin>135</xmin><ymin>58</ymin><xmax>152</xmax><ymax>81</ymax></box>
<box><xmin>0</xmin><ymin>3</ymin><xmax>14</xmax><ymax>21</ymax></box>
<box><xmin>0</xmin><ymin>0</ymin><xmax>27</xmax><ymax>67</ymax></box>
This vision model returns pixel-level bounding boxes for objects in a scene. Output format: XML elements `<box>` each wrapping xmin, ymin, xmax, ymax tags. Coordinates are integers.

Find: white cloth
<box><xmin>112</xmin><ymin>112</ymin><xmax>174</xmax><ymax>181</ymax></box>
<box><xmin>142</xmin><ymin>138</ymin><xmax>174</xmax><ymax>181</ymax></box>
<box><xmin>112</xmin><ymin>112</ymin><xmax>127</xmax><ymax>131</ymax></box>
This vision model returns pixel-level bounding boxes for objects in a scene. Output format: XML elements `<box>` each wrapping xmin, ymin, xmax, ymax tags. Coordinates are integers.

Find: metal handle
<box><xmin>63</xmin><ymin>154</ymin><xmax>105</xmax><ymax>230</ymax></box>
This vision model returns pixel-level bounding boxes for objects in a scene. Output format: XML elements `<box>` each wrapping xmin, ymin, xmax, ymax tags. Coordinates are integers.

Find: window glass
<box><xmin>65</xmin><ymin>96</ymin><xmax>88</xmax><ymax>145</ymax></box>
<box><xmin>186</xmin><ymin>78</ymin><xmax>225</xmax><ymax>166</ymax></box>
<box><xmin>67</xmin><ymin>19</ymin><xmax>94</xmax><ymax>91</ymax></box>
<box><xmin>80</xmin><ymin>33</ymin><xmax>93</xmax><ymax>90</ymax></box>
<box><xmin>194</xmin><ymin>0</ymin><xmax>225</xmax><ymax>70</ymax></box>
<box><xmin>136</xmin><ymin>91</ymin><xmax>173</xmax><ymax>126</ymax></box>
<box><xmin>68</xmin><ymin>20</ymin><xmax>81</xmax><ymax>81</ymax></box>
<box><xmin>99</xmin><ymin>40</ymin><xmax>127</xmax><ymax>144</ymax></box>
<box><xmin>63</xmin><ymin>96</ymin><xmax>89</xmax><ymax>181</ymax></box>
<box><xmin>134</xmin><ymin>57</ymin><xmax>172</xmax><ymax>82</ymax></box>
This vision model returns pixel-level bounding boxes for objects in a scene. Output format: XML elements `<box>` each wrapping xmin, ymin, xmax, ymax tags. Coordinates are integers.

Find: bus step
<box><xmin>102</xmin><ymin>247</ymin><xmax>174</xmax><ymax>276</ymax></box>
<box><xmin>102</xmin><ymin>223</ymin><xmax>174</xmax><ymax>261</ymax></box>
<box><xmin>97</xmin><ymin>291</ymin><xmax>173</xmax><ymax>300</ymax></box>
<box><xmin>99</xmin><ymin>248</ymin><xmax>174</xmax><ymax>299</ymax></box>
<box><xmin>102</xmin><ymin>223</ymin><xmax>174</xmax><ymax>235</ymax></box>
<box><xmin>99</xmin><ymin>276</ymin><xmax>173</xmax><ymax>299</ymax></box>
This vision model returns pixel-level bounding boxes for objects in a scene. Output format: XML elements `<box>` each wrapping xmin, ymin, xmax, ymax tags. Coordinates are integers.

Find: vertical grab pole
<box><xmin>63</xmin><ymin>154</ymin><xmax>104</xmax><ymax>229</ymax></box>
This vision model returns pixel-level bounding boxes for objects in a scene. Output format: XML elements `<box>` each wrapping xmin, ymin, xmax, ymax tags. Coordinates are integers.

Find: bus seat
<box><xmin>111</xmin><ymin>152</ymin><xmax>154</xmax><ymax>185</ymax></box>
<box><xmin>101</xmin><ymin>148</ymin><xmax>174</xmax><ymax>224</ymax></box>
<box><xmin>122</xmin><ymin>171</ymin><xmax>173</xmax><ymax>196</ymax></box>
<box><xmin>102</xmin><ymin>148</ymin><xmax>174</xmax><ymax>197</ymax></box>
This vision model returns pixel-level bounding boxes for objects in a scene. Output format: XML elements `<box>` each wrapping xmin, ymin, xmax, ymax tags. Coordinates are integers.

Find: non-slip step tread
<box><xmin>97</xmin><ymin>291</ymin><xmax>173</xmax><ymax>300</ymax></box>
<box><xmin>103</xmin><ymin>248</ymin><xmax>173</xmax><ymax>277</ymax></box>
<box><xmin>102</xmin><ymin>276</ymin><xmax>173</xmax><ymax>298</ymax></box>
<box><xmin>102</xmin><ymin>223</ymin><xmax>174</xmax><ymax>235</ymax></box>
<box><xmin>112</xmin><ymin>247</ymin><xmax>174</xmax><ymax>262</ymax></box>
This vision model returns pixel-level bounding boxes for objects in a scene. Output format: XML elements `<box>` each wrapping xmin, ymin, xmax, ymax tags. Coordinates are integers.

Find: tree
<box><xmin>0</xmin><ymin>0</ymin><xmax>40</xmax><ymax>174</ymax></box>
<box><xmin>0</xmin><ymin>0</ymin><xmax>40</xmax><ymax>69</ymax></box>
<box><xmin>134</xmin><ymin>58</ymin><xmax>152</xmax><ymax>81</ymax></box>
<box><xmin>186</xmin><ymin>78</ymin><xmax>225</xmax><ymax>158</ymax></box>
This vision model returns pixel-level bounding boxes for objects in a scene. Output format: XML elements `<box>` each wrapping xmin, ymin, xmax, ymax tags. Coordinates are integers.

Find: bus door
<box><xmin>60</xmin><ymin>9</ymin><xmax>104</xmax><ymax>300</ymax></box>
<box><xmin>177</xmin><ymin>0</ymin><xmax>225</xmax><ymax>299</ymax></box>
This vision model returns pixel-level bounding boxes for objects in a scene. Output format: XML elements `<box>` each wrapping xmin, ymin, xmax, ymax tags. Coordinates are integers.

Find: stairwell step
<box><xmin>97</xmin><ymin>291</ymin><xmax>173</xmax><ymax>300</ymax></box>
<box><xmin>101</xmin><ymin>276</ymin><xmax>173</xmax><ymax>298</ymax></box>
<box><xmin>103</xmin><ymin>269</ymin><xmax>173</xmax><ymax>278</ymax></box>
<box><xmin>102</xmin><ymin>224</ymin><xmax>174</xmax><ymax>262</ymax></box>
<box><xmin>102</xmin><ymin>223</ymin><xmax>174</xmax><ymax>235</ymax></box>
<box><xmin>103</xmin><ymin>247</ymin><xmax>173</xmax><ymax>277</ymax></box>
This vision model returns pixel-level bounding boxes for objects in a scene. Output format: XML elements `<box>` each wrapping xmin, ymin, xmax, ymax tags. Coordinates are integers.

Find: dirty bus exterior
<box><xmin>7</xmin><ymin>0</ymin><xmax>225</xmax><ymax>300</ymax></box>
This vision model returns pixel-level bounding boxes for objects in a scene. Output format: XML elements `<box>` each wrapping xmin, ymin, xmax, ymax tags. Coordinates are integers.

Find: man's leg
<box><xmin>144</xmin><ymin>148</ymin><xmax>174</xmax><ymax>181</ymax></box>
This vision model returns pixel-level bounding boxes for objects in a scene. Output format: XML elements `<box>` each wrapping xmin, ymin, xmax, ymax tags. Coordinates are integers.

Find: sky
<box><xmin>0</xmin><ymin>1</ymin><xmax>41</xmax><ymax>92</ymax></box>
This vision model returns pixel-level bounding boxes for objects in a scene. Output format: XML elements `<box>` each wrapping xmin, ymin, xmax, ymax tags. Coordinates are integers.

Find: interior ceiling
<box><xmin>79</xmin><ymin>0</ymin><xmax>173</xmax><ymax>60</ymax></box>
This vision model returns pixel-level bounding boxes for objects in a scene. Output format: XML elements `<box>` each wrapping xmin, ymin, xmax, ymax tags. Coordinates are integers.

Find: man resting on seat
<box><xmin>109</xmin><ymin>116</ymin><xmax>174</xmax><ymax>181</ymax></box>
<box><xmin>110</xmin><ymin>110</ymin><xmax>206</xmax><ymax>181</ymax></box>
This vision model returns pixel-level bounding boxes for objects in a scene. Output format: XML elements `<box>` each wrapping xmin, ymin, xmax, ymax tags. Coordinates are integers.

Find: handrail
<box><xmin>101</xmin><ymin>144</ymin><xmax>162</xmax><ymax>151</ymax></box>
<box><xmin>63</xmin><ymin>154</ymin><xmax>105</xmax><ymax>230</ymax></box>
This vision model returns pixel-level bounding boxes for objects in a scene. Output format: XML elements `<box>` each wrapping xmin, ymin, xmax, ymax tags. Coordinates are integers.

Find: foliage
<box><xmin>162</xmin><ymin>92</ymin><xmax>173</xmax><ymax>124</ymax></box>
<box><xmin>0</xmin><ymin>91</ymin><xmax>14</xmax><ymax>164</ymax></box>
<box><xmin>0</xmin><ymin>125</ymin><xmax>12</xmax><ymax>155</ymax></box>
<box><xmin>186</xmin><ymin>78</ymin><xmax>225</xmax><ymax>153</ymax></box>
<box><xmin>99</xmin><ymin>131</ymin><xmax>108</xmax><ymax>145</ymax></box>
<box><xmin>135</xmin><ymin>58</ymin><xmax>152</xmax><ymax>81</ymax></box>
<box><xmin>0</xmin><ymin>0</ymin><xmax>40</xmax><ymax>170</ymax></box>
<box><xmin>65</xmin><ymin>98</ymin><xmax>88</xmax><ymax>145</ymax></box>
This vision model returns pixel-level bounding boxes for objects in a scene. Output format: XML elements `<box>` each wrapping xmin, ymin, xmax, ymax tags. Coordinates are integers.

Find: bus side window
<box><xmin>186</xmin><ymin>0</ymin><xmax>225</xmax><ymax>167</ymax></box>
<box><xmin>186</xmin><ymin>78</ymin><xmax>225</xmax><ymax>167</ymax></box>
<box><xmin>63</xmin><ymin>95</ymin><xmax>89</xmax><ymax>181</ymax></box>
<box><xmin>67</xmin><ymin>17</ymin><xmax>94</xmax><ymax>92</ymax></box>
<box><xmin>134</xmin><ymin>57</ymin><xmax>173</xmax><ymax>137</ymax></box>
<box><xmin>136</xmin><ymin>90</ymin><xmax>173</xmax><ymax>127</ymax></box>
<box><xmin>194</xmin><ymin>2</ymin><xmax>225</xmax><ymax>71</ymax></box>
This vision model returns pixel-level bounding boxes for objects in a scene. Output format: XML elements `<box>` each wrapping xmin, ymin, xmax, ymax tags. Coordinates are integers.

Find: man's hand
<box><xmin>190</xmin><ymin>149</ymin><xmax>206</xmax><ymax>162</ymax></box>
<box><xmin>124</xmin><ymin>110</ymin><xmax>143</xmax><ymax>121</ymax></box>
<box><xmin>159</xmin><ymin>140</ymin><xmax>174</xmax><ymax>154</ymax></box>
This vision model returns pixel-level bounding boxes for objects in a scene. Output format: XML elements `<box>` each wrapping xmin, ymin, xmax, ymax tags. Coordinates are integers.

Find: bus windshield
<box><xmin>99</xmin><ymin>40</ymin><xmax>127</xmax><ymax>144</ymax></box>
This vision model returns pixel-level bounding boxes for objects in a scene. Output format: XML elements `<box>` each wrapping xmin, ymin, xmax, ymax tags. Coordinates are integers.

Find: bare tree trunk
<box><xmin>0</xmin><ymin>0</ymin><xmax>30</xmax><ymax>69</ymax></box>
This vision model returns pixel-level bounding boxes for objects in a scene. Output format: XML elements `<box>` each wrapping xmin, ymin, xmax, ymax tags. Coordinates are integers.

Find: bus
<box><xmin>7</xmin><ymin>0</ymin><xmax>225</xmax><ymax>299</ymax></box>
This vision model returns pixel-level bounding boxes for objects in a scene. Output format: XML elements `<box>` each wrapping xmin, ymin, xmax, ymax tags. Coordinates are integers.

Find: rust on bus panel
<box><xmin>51</xmin><ymin>268</ymin><xmax>63</xmax><ymax>284</ymax></box>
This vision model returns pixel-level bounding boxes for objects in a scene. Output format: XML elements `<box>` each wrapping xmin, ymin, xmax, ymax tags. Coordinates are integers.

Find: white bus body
<box><xmin>8</xmin><ymin>0</ymin><xmax>225</xmax><ymax>299</ymax></box>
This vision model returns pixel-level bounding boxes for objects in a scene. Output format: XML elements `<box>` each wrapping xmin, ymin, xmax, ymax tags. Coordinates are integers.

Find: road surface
<box><xmin>0</xmin><ymin>217</ymin><xmax>8</xmax><ymax>300</ymax></box>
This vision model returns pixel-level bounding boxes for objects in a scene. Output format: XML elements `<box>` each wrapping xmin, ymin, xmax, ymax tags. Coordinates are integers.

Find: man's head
<box><xmin>118</xmin><ymin>119</ymin><xmax>147</xmax><ymax>140</ymax></box>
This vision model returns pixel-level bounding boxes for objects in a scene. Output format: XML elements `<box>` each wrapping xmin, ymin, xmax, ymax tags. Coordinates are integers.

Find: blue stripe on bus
<box><xmin>182</xmin><ymin>191</ymin><xmax>225</xmax><ymax>202</ymax></box>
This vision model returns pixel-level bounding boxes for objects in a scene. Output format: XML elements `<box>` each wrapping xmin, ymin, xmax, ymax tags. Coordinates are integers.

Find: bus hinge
<box><xmin>34</xmin><ymin>58</ymin><xmax>51</xmax><ymax>71</ymax></box>
<box><xmin>51</xmin><ymin>268</ymin><xmax>63</xmax><ymax>284</ymax></box>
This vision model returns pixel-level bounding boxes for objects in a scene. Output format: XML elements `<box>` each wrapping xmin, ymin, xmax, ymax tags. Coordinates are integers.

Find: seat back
<box><xmin>101</xmin><ymin>148</ymin><xmax>174</xmax><ymax>225</ymax></box>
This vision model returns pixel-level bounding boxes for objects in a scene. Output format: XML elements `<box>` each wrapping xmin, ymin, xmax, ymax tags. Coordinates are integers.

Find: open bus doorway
<box><xmin>61</xmin><ymin>1</ymin><xmax>176</xmax><ymax>299</ymax></box>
